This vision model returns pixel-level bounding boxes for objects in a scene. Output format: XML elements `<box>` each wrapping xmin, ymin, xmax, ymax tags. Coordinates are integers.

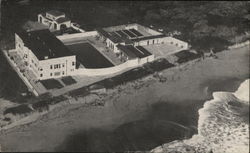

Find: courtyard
<box><xmin>143</xmin><ymin>43</ymin><xmax>185</xmax><ymax>58</ymax></box>
<box><xmin>66</xmin><ymin>42</ymin><xmax>114</xmax><ymax>69</ymax></box>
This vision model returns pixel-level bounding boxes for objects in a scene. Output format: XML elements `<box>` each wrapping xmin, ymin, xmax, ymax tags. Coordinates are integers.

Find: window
<box><xmin>153</xmin><ymin>40</ymin><xmax>155</xmax><ymax>44</ymax></box>
<box><xmin>147</xmin><ymin>41</ymin><xmax>149</xmax><ymax>45</ymax></box>
<box><xmin>40</xmin><ymin>74</ymin><xmax>43</xmax><ymax>77</ymax></box>
<box><xmin>50</xmin><ymin>65</ymin><xmax>53</xmax><ymax>69</ymax></box>
<box><xmin>62</xmin><ymin>64</ymin><xmax>65</xmax><ymax>67</ymax></box>
<box><xmin>54</xmin><ymin>72</ymin><xmax>60</xmax><ymax>76</ymax></box>
<box><xmin>50</xmin><ymin>73</ymin><xmax>53</xmax><ymax>76</ymax></box>
<box><xmin>54</xmin><ymin>23</ymin><xmax>57</xmax><ymax>30</ymax></box>
<box><xmin>72</xmin><ymin>62</ymin><xmax>75</xmax><ymax>66</ymax></box>
<box><xmin>62</xmin><ymin>71</ymin><xmax>65</xmax><ymax>75</ymax></box>
<box><xmin>40</xmin><ymin>68</ymin><xmax>43</xmax><ymax>71</ymax></box>
<box><xmin>54</xmin><ymin>64</ymin><xmax>61</xmax><ymax>69</ymax></box>
<box><xmin>39</xmin><ymin>16</ymin><xmax>42</xmax><ymax>23</ymax></box>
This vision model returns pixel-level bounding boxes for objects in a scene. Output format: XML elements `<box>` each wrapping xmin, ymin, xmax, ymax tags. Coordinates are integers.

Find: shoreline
<box><xmin>151</xmin><ymin>79</ymin><xmax>249</xmax><ymax>153</ymax></box>
<box><xmin>0</xmin><ymin>45</ymin><xmax>249</xmax><ymax>151</ymax></box>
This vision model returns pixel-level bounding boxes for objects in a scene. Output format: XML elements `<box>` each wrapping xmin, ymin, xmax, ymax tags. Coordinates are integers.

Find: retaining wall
<box><xmin>72</xmin><ymin>55</ymin><xmax>154</xmax><ymax>76</ymax></box>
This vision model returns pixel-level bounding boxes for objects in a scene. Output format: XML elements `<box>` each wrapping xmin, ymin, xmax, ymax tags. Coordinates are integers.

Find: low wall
<box><xmin>103</xmin><ymin>23</ymin><xmax>138</xmax><ymax>32</ymax></box>
<box><xmin>161</xmin><ymin>37</ymin><xmax>189</xmax><ymax>49</ymax></box>
<box><xmin>228</xmin><ymin>40</ymin><xmax>250</xmax><ymax>49</ymax></box>
<box><xmin>137</xmin><ymin>24</ymin><xmax>162</xmax><ymax>35</ymax></box>
<box><xmin>72</xmin><ymin>56</ymin><xmax>154</xmax><ymax>77</ymax></box>
<box><xmin>70</xmin><ymin>23</ymin><xmax>85</xmax><ymax>33</ymax></box>
<box><xmin>57</xmin><ymin>31</ymin><xmax>98</xmax><ymax>41</ymax></box>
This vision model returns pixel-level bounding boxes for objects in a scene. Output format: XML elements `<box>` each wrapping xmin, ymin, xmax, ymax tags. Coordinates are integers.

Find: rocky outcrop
<box><xmin>151</xmin><ymin>79</ymin><xmax>249</xmax><ymax>153</ymax></box>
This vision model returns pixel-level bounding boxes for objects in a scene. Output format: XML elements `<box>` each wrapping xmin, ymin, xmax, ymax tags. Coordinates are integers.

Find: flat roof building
<box><xmin>38</xmin><ymin>10</ymin><xmax>71</xmax><ymax>31</ymax></box>
<box><xmin>15</xmin><ymin>29</ymin><xmax>76</xmax><ymax>80</ymax></box>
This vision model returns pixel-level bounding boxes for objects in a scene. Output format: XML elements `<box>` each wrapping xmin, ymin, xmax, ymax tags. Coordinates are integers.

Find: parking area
<box><xmin>66</xmin><ymin>42</ymin><xmax>114</xmax><ymax>68</ymax></box>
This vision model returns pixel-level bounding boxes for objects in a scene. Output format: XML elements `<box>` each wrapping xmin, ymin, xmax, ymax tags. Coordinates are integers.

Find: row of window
<box><xmin>40</xmin><ymin>71</ymin><xmax>65</xmax><ymax>77</ymax></box>
<box><xmin>50</xmin><ymin>62</ymin><xmax>75</xmax><ymax>69</ymax></box>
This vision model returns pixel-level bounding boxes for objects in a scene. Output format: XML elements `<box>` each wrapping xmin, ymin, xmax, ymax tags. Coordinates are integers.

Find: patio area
<box><xmin>143</xmin><ymin>43</ymin><xmax>185</xmax><ymax>58</ymax></box>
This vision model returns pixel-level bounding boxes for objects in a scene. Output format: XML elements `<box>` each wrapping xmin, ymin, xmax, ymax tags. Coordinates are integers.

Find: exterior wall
<box><xmin>39</xmin><ymin>55</ymin><xmax>76</xmax><ymax>80</ymax></box>
<box><xmin>15</xmin><ymin>34</ymin><xmax>40</xmax><ymax>78</ymax></box>
<box><xmin>16</xmin><ymin>33</ymin><xmax>76</xmax><ymax>80</ymax></box>
<box><xmin>45</xmin><ymin>13</ymin><xmax>65</xmax><ymax>21</ymax></box>
<box><xmin>135</xmin><ymin>36</ymin><xmax>188</xmax><ymax>50</ymax></box>
<box><xmin>70</xmin><ymin>23</ymin><xmax>85</xmax><ymax>32</ymax></box>
<box><xmin>103</xmin><ymin>23</ymin><xmax>140</xmax><ymax>32</ymax></box>
<box><xmin>38</xmin><ymin>14</ymin><xmax>54</xmax><ymax>30</ymax></box>
<box><xmin>72</xmin><ymin>54</ymin><xmax>154</xmax><ymax>77</ymax></box>
<box><xmin>106</xmin><ymin>38</ymin><xmax>119</xmax><ymax>53</ymax></box>
<box><xmin>57</xmin><ymin>31</ymin><xmax>98</xmax><ymax>41</ymax></box>
<box><xmin>57</xmin><ymin>21</ymin><xmax>71</xmax><ymax>30</ymax></box>
<box><xmin>137</xmin><ymin>24</ymin><xmax>162</xmax><ymax>35</ymax></box>
<box><xmin>38</xmin><ymin>14</ymin><xmax>71</xmax><ymax>31</ymax></box>
<box><xmin>160</xmin><ymin>37</ymin><xmax>188</xmax><ymax>49</ymax></box>
<box><xmin>72</xmin><ymin>58</ymin><xmax>139</xmax><ymax>76</ymax></box>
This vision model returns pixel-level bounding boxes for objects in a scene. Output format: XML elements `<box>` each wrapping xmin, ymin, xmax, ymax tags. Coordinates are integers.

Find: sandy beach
<box><xmin>0</xmin><ymin>46</ymin><xmax>249</xmax><ymax>152</ymax></box>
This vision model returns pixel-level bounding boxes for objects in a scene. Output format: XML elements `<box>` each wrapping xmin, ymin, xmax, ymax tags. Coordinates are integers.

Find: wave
<box><xmin>151</xmin><ymin>79</ymin><xmax>249</xmax><ymax>153</ymax></box>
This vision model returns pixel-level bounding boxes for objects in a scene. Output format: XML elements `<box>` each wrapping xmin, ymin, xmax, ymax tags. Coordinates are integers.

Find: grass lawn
<box><xmin>4</xmin><ymin>104</ymin><xmax>33</xmax><ymax>115</ymax></box>
<box><xmin>40</xmin><ymin>79</ymin><xmax>64</xmax><ymax>90</ymax></box>
<box><xmin>61</xmin><ymin>76</ymin><xmax>77</xmax><ymax>86</ymax></box>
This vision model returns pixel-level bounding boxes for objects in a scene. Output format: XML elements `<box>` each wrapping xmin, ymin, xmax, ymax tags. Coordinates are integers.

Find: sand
<box><xmin>0</xmin><ymin>46</ymin><xmax>249</xmax><ymax>151</ymax></box>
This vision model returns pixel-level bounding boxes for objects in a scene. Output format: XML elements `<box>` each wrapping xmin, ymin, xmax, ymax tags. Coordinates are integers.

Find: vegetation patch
<box><xmin>4</xmin><ymin>104</ymin><xmax>32</xmax><ymax>115</ymax></box>
<box><xmin>95</xmin><ymin>59</ymin><xmax>175</xmax><ymax>89</ymax></box>
<box><xmin>69</xmin><ymin>87</ymin><xmax>90</xmax><ymax>98</ymax></box>
<box><xmin>174</xmin><ymin>50</ymin><xmax>201</xmax><ymax>64</ymax></box>
<box><xmin>40</xmin><ymin>79</ymin><xmax>64</xmax><ymax>90</ymax></box>
<box><xmin>61</xmin><ymin>76</ymin><xmax>77</xmax><ymax>86</ymax></box>
<box><xmin>32</xmin><ymin>100</ymin><xmax>49</xmax><ymax>112</ymax></box>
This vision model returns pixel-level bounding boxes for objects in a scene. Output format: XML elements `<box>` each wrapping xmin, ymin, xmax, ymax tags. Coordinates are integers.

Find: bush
<box><xmin>40</xmin><ymin>79</ymin><xmax>64</xmax><ymax>90</ymax></box>
<box><xmin>61</xmin><ymin>76</ymin><xmax>77</xmax><ymax>86</ymax></box>
<box><xmin>4</xmin><ymin>104</ymin><xmax>32</xmax><ymax>115</ymax></box>
<box><xmin>32</xmin><ymin>100</ymin><xmax>49</xmax><ymax>112</ymax></box>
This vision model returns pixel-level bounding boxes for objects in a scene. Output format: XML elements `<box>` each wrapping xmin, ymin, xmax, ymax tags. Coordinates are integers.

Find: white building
<box><xmin>97</xmin><ymin>23</ymin><xmax>188</xmax><ymax>61</ymax></box>
<box><xmin>38</xmin><ymin>10</ymin><xmax>71</xmax><ymax>31</ymax></box>
<box><xmin>15</xmin><ymin>29</ymin><xmax>76</xmax><ymax>80</ymax></box>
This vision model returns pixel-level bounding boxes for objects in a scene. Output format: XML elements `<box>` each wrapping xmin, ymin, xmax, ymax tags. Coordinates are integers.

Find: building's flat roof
<box><xmin>97</xmin><ymin>28</ymin><xmax>123</xmax><ymax>43</ymax></box>
<box><xmin>131</xmin><ymin>34</ymin><xmax>166</xmax><ymax>42</ymax></box>
<box><xmin>117</xmin><ymin>45</ymin><xmax>152</xmax><ymax>59</ymax></box>
<box><xmin>46</xmin><ymin>10</ymin><xmax>65</xmax><ymax>17</ymax></box>
<box><xmin>17</xmin><ymin>29</ymin><xmax>74</xmax><ymax>60</ymax></box>
<box><xmin>117</xmin><ymin>44</ymin><xmax>137</xmax><ymax>59</ymax></box>
<box><xmin>55</xmin><ymin>17</ymin><xmax>70</xmax><ymax>24</ymax></box>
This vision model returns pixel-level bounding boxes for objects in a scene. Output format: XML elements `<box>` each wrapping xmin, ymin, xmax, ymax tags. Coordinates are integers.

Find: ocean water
<box><xmin>55</xmin><ymin>77</ymin><xmax>246</xmax><ymax>152</ymax></box>
<box><xmin>151</xmin><ymin>79</ymin><xmax>249</xmax><ymax>153</ymax></box>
